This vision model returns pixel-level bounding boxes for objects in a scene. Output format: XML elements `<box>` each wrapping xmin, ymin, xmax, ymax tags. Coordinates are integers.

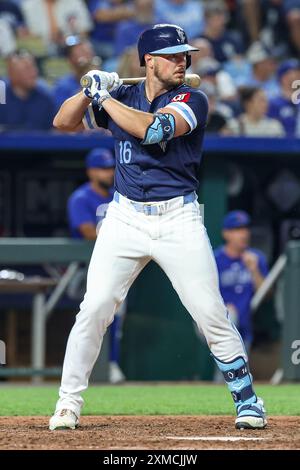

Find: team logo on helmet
<box><xmin>176</xmin><ymin>28</ymin><xmax>186</xmax><ymax>44</ymax></box>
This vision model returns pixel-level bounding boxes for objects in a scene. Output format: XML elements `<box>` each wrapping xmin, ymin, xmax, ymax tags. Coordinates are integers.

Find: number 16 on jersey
<box><xmin>119</xmin><ymin>141</ymin><xmax>132</xmax><ymax>164</ymax></box>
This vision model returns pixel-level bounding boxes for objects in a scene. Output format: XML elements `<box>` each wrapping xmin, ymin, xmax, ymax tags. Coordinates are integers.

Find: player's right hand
<box><xmin>108</xmin><ymin>72</ymin><xmax>122</xmax><ymax>92</ymax></box>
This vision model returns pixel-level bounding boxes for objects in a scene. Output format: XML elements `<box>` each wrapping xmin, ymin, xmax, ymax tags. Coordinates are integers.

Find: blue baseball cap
<box><xmin>86</xmin><ymin>148</ymin><xmax>115</xmax><ymax>169</ymax></box>
<box><xmin>277</xmin><ymin>59</ymin><xmax>300</xmax><ymax>80</ymax></box>
<box><xmin>222</xmin><ymin>210</ymin><xmax>251</xmax><ymax>230</ymax></box>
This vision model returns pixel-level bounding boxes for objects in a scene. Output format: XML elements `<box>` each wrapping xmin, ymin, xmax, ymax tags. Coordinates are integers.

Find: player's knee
<box><xmin>78</xmin><ymin>292</ymin><xmax>116</xmax><ymax>323</ymax></box>
<box><xmin>192</xmin><ymin>297</ymin><xmax>226</xmax><ymax>328</ymax></box>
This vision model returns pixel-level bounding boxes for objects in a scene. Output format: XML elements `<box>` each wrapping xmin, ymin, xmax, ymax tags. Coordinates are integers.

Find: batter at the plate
<box><xmin>49</xmin><ymin>24</ymin><xmax>267</xmax><ymax>432</ymax></box>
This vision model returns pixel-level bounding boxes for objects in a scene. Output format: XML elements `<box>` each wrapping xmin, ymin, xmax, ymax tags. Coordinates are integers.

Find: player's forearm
<box><xmin>102</xmin><ymin>97</ymin><xmax>154</xmax><ymax>138</ymax></box>
<box><xmin>54</xmin><ymin>92</ymin><xmax>91</xmax><ymax>131</ymax></box>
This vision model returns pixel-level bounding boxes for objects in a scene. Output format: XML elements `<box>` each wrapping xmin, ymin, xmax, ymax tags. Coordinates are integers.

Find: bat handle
<box><xmin>80</xmin><ymin>75</ymin><xmax>93</xmax><ymax>88</ymax></box>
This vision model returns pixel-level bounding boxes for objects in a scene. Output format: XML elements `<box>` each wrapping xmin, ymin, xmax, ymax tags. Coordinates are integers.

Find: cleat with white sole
<box><xmin>49</xmin><ymin>409</ymin><xmax>79</xmax><ymax>430</ymax></box>
<box><xmin>235</xmin><ymin>398</ymin><xmax>267</xmax><ymax>430</ymax></box>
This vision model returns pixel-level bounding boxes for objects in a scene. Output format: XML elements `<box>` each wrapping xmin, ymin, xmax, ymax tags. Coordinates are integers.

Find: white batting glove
<box><xmin>108</xmin><ymin>72</ymin><xmax>122</xmax><ymax>92</ymax></box>
<box><xmin>83</xmin><ymin>70</ymin><xmax>122</xmax><ymax>104</ymax></box>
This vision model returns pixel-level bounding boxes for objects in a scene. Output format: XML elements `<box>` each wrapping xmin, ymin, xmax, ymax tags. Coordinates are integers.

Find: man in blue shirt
<box><xmin>88</xmin><ymin>0</ymin><xmax>134</xmax><ymax>60</ymax></box>
<box><xmin>50</xmin><ymin>24</ymin><xmax>267</xmax><ymax>431</ymax></box>
<box><xmin>268</xmin><ymin>59</ymin><xmax>300</xmax><ymax>137</ymax></box>
<box><xmin>54</xmin><ymin>36</ymin><xmax>100</xmax><ymax>112</ymax></box>
<box><xmin>214</xmin><ymin>211</ymin><xmax>268</xmax><ymax>347</ymax></box>
<box><xmin>201</xmin><ymin>1</ymin><xmax>244</xmax><ymax>63</ymax></box>
<box><xmin>114</xmin><ymin>0</ymin><xmax>153</xmax><ymax>58</ymax></box>
<box><xmin>68</xmin><ymin>148</ymin><xmax>115</xmax><ymax>239</ymax></box>
<box><xmin>0</xmin><ymin>50</ymin><xmax>55</xmax><ymax>131</ymax></box>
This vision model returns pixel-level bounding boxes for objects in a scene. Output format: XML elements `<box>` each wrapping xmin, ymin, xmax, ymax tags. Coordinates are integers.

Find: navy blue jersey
<box><xmin>83</xmin><ymin>81</ymin><xmax>208</xmax><ymax>201</ymax></box>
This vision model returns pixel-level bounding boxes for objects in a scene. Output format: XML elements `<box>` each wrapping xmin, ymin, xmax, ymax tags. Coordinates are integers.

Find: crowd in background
<box><xmin>0</xmin><ymin>0</ymin><xmax>300</xmax><ymax>136</ymax></box>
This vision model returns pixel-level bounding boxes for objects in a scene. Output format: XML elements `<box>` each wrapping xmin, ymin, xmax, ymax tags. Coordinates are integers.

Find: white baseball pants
<box><xmin>55</xmin><ymin>193</ymin><xmax>247</xmax><ymax>416</ymax></box>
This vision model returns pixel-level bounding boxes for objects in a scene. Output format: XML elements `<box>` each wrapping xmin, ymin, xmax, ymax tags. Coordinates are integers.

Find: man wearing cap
<box><xmin>237</xmin><ymin>41</ymin><xmax>280</xmax><ymax>99</ymax></box>
<box><xmin>54</xmin><ymin>36</ymin><xmax>100</xmax><ymax>111</ymax></box>
<box><xmin>68</xmin><ymin>148</ymin><xmax>115</xmax><ymax>239</ymax></box>
<box><xmin>200</xmin><ymin>0</ymin><xmax>244</xmax><ymax>63</ymax></box>
<box><xmin>268</xmin><ymin>59</ymin><xmax>300</xmax><ymax>137</ymax></box>
<box><xmin>214</xmin><ymin>211</ymin><xmax>269</xmax><ymax>347</ymax></box>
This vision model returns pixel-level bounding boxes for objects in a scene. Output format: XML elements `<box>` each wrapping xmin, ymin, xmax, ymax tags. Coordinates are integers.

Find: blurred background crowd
<box><xmin>0</xmin><ymin>0</ymin><xmax>300</xmax><ymax>136</ymax></box>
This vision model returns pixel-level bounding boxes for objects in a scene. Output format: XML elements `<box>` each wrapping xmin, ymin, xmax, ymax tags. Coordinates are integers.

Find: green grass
<box><xmin>0</xmin><ymin>384</ymin><xmax>299</xmax><ymax>416</ymax></box>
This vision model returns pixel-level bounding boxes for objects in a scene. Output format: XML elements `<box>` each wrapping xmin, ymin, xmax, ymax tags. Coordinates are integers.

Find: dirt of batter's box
<box><xmin>0</xmin><ymin>416</ymin><xmax>299</xmax><ymax>450</ymax></box>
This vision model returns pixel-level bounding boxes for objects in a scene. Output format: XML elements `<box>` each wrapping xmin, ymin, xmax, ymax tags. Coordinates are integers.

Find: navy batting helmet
<box><xmin>137</xmin><ymin>24</ymin><xmax>198</xmax><ymax>69</ymax></box>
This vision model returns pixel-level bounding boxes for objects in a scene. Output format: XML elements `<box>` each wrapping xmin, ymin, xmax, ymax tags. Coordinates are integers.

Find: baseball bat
<box><xmin>80</xmin><ymin>73</ymin><xmax>201</xmax><ymax>89</ymax></box>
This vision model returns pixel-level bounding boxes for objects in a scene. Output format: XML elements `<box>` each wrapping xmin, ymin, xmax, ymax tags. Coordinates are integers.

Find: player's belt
<box><xmin>113</xmin><ymin>191</ymin><xmax>196</xmax><ymax>216</ymax></box>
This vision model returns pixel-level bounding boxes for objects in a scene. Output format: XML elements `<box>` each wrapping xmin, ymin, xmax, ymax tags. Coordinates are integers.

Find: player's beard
<box><xmin>153</xmin><ymin>62</ymin><xmax>185</xmax><ymax>89</ymax></box>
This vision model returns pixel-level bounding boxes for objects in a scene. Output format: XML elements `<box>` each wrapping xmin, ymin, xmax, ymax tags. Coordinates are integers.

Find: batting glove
<box><xmin>83</xmin><ymin>70</ymin><xmax>122</xmax><ymax>104</ymax></box>
<box><xmin>108</xmin><ymin>72</ymin><xmax>122</xmax><ymax>92</ymax></box>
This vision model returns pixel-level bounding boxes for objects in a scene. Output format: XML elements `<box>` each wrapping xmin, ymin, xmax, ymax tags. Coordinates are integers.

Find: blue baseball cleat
<box><xmin>235</xmin><ymin>397</ymin><xmax>267</xmax><ymax>429</ymax></box>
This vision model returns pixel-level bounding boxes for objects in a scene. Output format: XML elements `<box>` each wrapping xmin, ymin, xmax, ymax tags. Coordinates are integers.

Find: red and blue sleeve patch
<box><xmin>171</xmin><ymin>92</ymin><xmax>191</xmax><ymax>103</ymax></box>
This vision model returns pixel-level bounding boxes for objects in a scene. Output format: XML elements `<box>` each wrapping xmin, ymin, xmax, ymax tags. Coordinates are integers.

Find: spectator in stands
<box><xmin>190</xmin><ymin>37</ymin><xmax>214</xmax><ymax>70</ymax></box>
<box><xmin>228</xmin><ymin>86</ymin><xmax>285</xmax><ymax>136</ymax></box>
<box><xmin>114</xmin><ymin>0</ymin><xmax>153</xmax><ymax>58</ymax></box>
<box><xmin>67</xmin><ymin>148</ymin><xmax>125</xmax><ymax>383</ymax></box>
<box><xmin>242</xmin><ymin>41</ymin><xmax>280</xmax><ymax>98</ymax></box>
<box><xmin>254</xmin><ymin>0</ymin><xmax>288</xmax><ymax>56</ymax></box>
<box><xmin>285</xmin><ymin>1</ymin><xmax>300</xmax><ymax>58</ymax></box>
<box><xmin>0</xmin><ymin>50</ymin><xmax>55</xmax><ymax>130</ymax></box>
<box><xmin>21</xmin><ymin>0</ymin><xmax>92</xmax><ymax>54</ymax></box>
<box><xmin>224</xmin><ymin>41</ymin><xmax>279</xmax><ymax>98</ymax></box>
<box><xmin>268</xmin><ymin>59</ymin><xmax>300</xmax><ymax>137</ymax></box>
<box><xmin>154</xmin><ymin>0</ymin><xmax>205</xmax><ymax>39</ymax></box>
<box><xmin>117</xmin><ymin>45</ymin><xmax>144</xmax><ymax>78</ymax></box>
<box><xmin>54</xmin><ymin>35</ymin><xmax>100</xmax><ymax>110</ymax></box>
<box><xmin>0</xmin><ymin>0</ymin><xmax>30</xmax><ymax>56</ymax></box>
<box><xmin>201</xmin><ymin>0</ymin><xmax>244</xmax><ymax>63</ymax></box>
<box><xmin>214</xmin><ymin>210</ymin><xmax>269</xmax><ymax>348</ymax></box>
<box><xmin>88</xmin><ymin>0</ymin><xmax>134</xmax><ymax>60</ymax></box>
<box><xmin>196</xmin><ymin>56</ymin><xmax>237</xmax><ymax>104</ymax></box>
<box><xmin>200</xmin><ymin>81</ymin><xmax>232</xmax><ymax>134</ymax></box>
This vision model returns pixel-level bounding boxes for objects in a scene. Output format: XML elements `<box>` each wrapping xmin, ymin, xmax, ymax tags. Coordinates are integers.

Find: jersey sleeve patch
<box><xmin>171</xmin><ymin>92</ymin><xmax>191</xmax><ymax>103</ymax></box>
<box><xmin>165</xmin><ymin>101</ymin><xmax>197</xmax><ymax>132</ymax></box>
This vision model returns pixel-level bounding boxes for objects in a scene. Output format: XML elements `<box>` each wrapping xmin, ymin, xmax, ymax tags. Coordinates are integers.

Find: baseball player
<box><xmin>49</xmin><ymin>24</ymin><xmax>267</xmax><ymax>431</ymax></box>
<box><xmin>214</xmin><ymin>210</ymin><xmax>269</xmax><ymax>349</ymax></box>
<box><xmin>68</xmin><ymin>148</ymin><xmax>115</xmax><ymax>239</ymax></box>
